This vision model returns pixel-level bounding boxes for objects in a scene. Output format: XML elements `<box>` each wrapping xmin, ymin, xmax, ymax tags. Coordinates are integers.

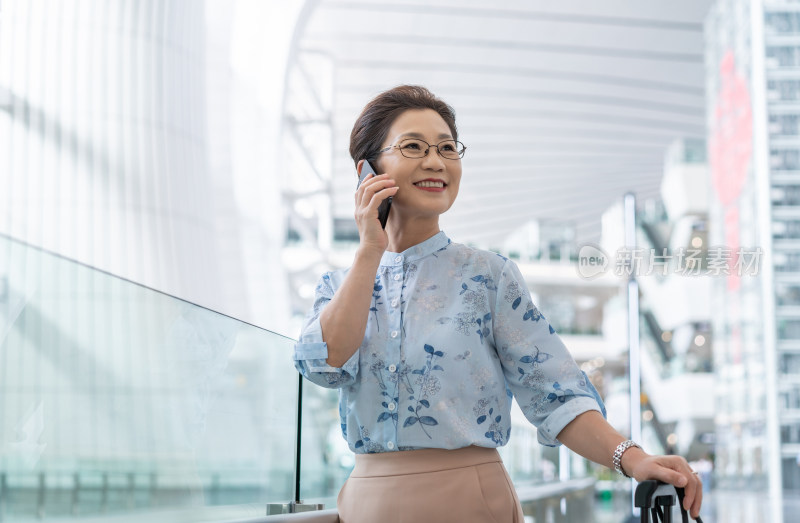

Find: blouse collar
<box><xmin>380</xmin><ymin>231</ymin><xmax>451</xmax><ymax>267</ymax></box>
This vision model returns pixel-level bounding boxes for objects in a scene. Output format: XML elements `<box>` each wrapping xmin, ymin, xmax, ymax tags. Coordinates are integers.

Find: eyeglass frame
<box><xmin>376</xmin><ymin>138</ymin><xmax>467</xmax><ymax>160</ymax></box>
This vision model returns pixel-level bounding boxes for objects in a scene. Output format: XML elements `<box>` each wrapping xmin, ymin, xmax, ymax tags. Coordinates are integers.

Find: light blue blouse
<box><xmin>294</xmin><ymin>231</ymin><xmax>605</xmax><ymax>453</ymax></box>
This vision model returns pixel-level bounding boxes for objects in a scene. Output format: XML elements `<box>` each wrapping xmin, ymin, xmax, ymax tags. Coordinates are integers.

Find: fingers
<box><xmin>367</xmin><ymin>186</ymin><xmax>399</xmax><ymax>210</ymax></box>
<box><xmin>353</xmin><ymin>174</ymin><xmax>398</xmax><ymax>236</ymax></box>
<box><xmin>687</xmin><ymin>472</ymin><xmax>703</xmax><ymax>519</ymax></box>
<box><xmin>355</xmin><ymin>173</ymin><xmax>394</xmax><ymax>208</ymax></box>
<box><xmin>670</xmin><ymin>460</ymin><xmax>702</xmax><ymax>519</ymax></box>
<box><xmin>359</xmin><ymin>184</ymin><xmax>398</xmax><ymax>216</ymax></box>
<box><xmin>656</xmin><ymin>457</ymin><xmax>703</xmax><ymax>519</ymax></box>
<box><xmin>681</xmin><ymin>471</ymin><xmax>700</xmax><ymax>517</ymax></box>
<box><xmin>650</xmin><ymin>465</ymin><xmax>687</xmax><ymax>489</ymax></box>
<box><xmin>638</xmin><ymin>456</ymin><xmax>702</xmax><ymax>518</ymax></box>
<box><xmin>691</xmin><ymin>480</ymin><xmax>703</xmax><ymax>519</ymax></box>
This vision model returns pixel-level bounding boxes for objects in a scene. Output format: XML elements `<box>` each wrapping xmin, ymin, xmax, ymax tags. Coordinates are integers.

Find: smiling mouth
<box><xmin>414</xmin><ymin>180</ymin><xmax>446</xmax><ymax>188</ymax></box>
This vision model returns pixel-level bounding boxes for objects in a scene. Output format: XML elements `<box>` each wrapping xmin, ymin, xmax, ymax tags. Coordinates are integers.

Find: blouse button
<box><xmin>394</xmin><ymin>255</ymin><xmax>402</xmax><ymax>263</ymax></box>
<box><xmin>387</xmin><ymin>441</ymin><xmax>395</xmax><ymax>450</ymax></box>
<box><xmin>388</xmin><ymin>364</ymin><xmax>397</xmax><ymax>372</ymax></box>
<box><xmin>388</xmin><ymin>402</ymin><xmax>396</xmax><ymax>411</ymax></box>
<box><xmin>391</xmin><ymin>299</ymin><xmax>399</xmax><ymax>307</ymax></box>
<box><xmin>394</xmin><ymin>273</ymin><xmax>401</xmax><ymax>281</ymax></box>
<box><xmin>391</xmin><ymin>330</ymin><xmax>398</xmax><ymax>338</ymax></box>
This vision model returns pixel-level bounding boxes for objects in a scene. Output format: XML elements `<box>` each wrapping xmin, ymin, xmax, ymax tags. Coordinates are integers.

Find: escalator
<box><xmin>632</xmin><ymin>209</ymin><xmax>715</xmax><ymax>460</ymax></box>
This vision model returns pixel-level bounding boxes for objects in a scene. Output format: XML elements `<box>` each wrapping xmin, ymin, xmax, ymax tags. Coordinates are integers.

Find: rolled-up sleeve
<box><xmin>492</xmin><ymin>259</ymin><xmax>606</xmax><ymax>447</ymax></box>
<box><xmin>293</xmin><ymin>273</ymin><xmax>359</xmax><ymax>389</ymax></box>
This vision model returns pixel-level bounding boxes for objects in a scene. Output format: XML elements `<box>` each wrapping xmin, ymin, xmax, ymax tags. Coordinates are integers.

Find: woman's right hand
<box><xmin>320</xmin><ymin>172</ymin><xmax>397</xmax><ymax>367</ymax></box>
<box><xmin>354</xmin><ymin>172</ymin><xmax>398</xmax><ymax>254</ymax></box>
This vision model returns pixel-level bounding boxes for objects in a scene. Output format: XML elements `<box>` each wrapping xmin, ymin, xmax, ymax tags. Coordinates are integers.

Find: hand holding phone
<box><xmin>356</xmin><ymin>160</ymin><xmax>392</xmax><ymax>229</ymax></box>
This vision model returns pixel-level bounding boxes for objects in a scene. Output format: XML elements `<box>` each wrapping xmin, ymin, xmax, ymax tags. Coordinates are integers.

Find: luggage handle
<box><xmin>634</xmin><ymin>480</ymin><xmax>704</xmax><ymax>523</ymax></box>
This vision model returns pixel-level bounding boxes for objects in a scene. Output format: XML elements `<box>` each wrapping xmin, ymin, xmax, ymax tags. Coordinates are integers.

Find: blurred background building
<box><xmin>1</xmin><ymin>0</ymin><xmax>798</xmax><ymax>522</ymax></box>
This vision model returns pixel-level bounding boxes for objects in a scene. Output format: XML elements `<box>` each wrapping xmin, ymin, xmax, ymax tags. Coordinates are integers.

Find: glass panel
<box><xmin>779</xmin><ymin>383</ymin><xmax>800</xmax><ymax>411</ymax></box>
<box><xmin>766</xmin><ymin>47</ymin><xmax>800</xmax><ymax>68</ymax></box>
<box><xmin>778</xmin><ymin>318</ymin><xmax>800</xmax><ymax>339</ymax></box>
<box><xmin>773</xmin><ymin>219</ymin><xmax>800</xmax><ymax>240</ymax></box>
<box><xmin>768</xmin><ymin>78</ymin><xmax>800</xmax><ymax>99</ymax></box>
<box><xmin>771</xmin><ymin>149</ymin><xmax>800</xmax><ymax>171</ymax></box>
<box><xmin>769</xmin><ymin>114</ymin><xmax>800</xmax><ymax>137</ymax></box>
<box><xmin>779</xmin><ymin>353</ymin><xmax>800</xmax><ymax>374</ymax></box>
<box><xmin>665</xmin><ymin>137</ymin><xmax>707</xmax><ymax>166</ymax></box>
<box><xmin>765</xmin><ymin>12</ymin><xmax>800</xmax><ymax>35</ymax></box>
<box><xmin>781</xmin><ymin>422</ymin><xmax>800</xmax><ymax>444</ymax></box>
<box><xmin>772</xmin><ymin>185</ymin><xmax>800</xmax><ymax>207</ymax></box>
<box><xmin>775</xmin><ymin>252</ymin><xmax>800</xmax><ymax>272</ymax></box>
<box><xmin>0</xmin><ymin>233</ymin><xmax>298</xmax><ymax>520</ymax></box>
<box><xmin>298</xmin><ymin>382</ymin><xmax>347</xmax><ymax>507</ymax></box>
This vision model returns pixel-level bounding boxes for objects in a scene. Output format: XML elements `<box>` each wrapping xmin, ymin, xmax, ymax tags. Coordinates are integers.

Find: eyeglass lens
<box><xmin>397</xmin><ymin>139</ymin><xmax>464</xmax><ymax>159</ymax></box>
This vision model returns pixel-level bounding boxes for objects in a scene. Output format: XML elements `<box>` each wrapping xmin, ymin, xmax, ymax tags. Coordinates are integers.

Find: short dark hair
<box><xmin>349</xmin><ymin>85</ymin><xmax>458</xmax><ymax>169</ymax></box>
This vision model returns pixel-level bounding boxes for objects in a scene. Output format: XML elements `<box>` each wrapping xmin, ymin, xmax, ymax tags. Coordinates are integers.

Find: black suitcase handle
<box><xmin>634</xmin><ymin>480</ymin><xmax>703</xmax><ymax>523</ymax></box>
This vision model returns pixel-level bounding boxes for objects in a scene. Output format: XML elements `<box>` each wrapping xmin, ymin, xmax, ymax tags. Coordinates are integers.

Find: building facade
<box><xmin>707</xmin><ymin>0</ymin><xmax>800</xmax><ymax>518</ymax></box>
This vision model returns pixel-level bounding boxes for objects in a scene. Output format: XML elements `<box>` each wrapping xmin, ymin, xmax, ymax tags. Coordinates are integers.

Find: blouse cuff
<box><xmin>537</xmin><ymin>396</ymin><xmax>604</xmax><ymax>447</ymax></box>
<box><xmin>293</xmin><ymin>318</ymin><xmax>360</xmax><ymax>376</ymax></box>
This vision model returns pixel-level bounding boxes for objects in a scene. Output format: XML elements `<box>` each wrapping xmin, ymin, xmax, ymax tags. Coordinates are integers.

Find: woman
<box><xmin>294</xmin><ymin>85</ymin><xmax>702</xmax><ymax>522</ymax></box>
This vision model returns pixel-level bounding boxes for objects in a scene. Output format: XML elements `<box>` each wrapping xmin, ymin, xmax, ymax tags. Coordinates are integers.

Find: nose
<box><xmin>421</xmin><ymin>147</ymin><xmax>445</xmax><ymax>170</ymax></box>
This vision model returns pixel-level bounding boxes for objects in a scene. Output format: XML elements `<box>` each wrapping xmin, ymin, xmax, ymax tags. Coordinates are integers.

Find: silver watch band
<box><xmin>613</xmin><ymin>440</ymin><xmax>641</xmax><ymax>478</ymax></box>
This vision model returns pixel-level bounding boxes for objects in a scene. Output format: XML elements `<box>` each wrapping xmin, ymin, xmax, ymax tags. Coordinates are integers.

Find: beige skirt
<box><xmin>337</xmin><ymin>446</ymin><xmax>525</xmax><ymax>523</ymax></box>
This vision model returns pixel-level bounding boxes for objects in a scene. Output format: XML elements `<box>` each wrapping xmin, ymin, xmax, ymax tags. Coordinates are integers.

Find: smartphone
<box><xmin>356</xmin><ymin>159</ymin><xmax>392</xmax><ymax>229</ymax></box>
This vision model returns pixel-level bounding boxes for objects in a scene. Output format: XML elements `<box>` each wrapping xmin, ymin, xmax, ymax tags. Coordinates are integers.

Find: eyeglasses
<box><xmin>377</xmin><ymin>138</ymin><xmax>466</xmax><ymax>160</ymax></box>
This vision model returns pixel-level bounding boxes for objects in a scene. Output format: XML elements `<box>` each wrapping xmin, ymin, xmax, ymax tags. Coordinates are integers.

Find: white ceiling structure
<box><xmin>295</xmin><ymin>0</ymin><xmax>715</xmax><ymax>246</ymax></box>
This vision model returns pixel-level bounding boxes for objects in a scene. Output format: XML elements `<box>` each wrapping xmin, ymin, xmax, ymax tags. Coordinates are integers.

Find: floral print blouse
<box><xmin>294</xmin><ymin>231</ymin><xmax>605</xmax><ymax>453</ymax></box>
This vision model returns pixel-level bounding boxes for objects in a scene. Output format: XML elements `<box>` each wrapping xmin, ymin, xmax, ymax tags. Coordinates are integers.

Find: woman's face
<box><xmin>374</xmin><ymin>108</ymin><xmax>462</xmax><ymax>222</ymax></box>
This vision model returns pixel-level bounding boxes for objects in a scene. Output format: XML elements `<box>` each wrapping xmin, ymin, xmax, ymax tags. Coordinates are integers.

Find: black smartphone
<box><xmin>356</xmin><ymin>159</ymin><xmax>392</xmax><ymax>229</ymax></box>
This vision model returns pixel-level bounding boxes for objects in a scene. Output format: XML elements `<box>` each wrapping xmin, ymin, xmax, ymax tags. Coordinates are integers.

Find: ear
<box><xmin>356</xmin><ymin>159</ymin><xmax>366</xmax><ymax>176</ymax></box>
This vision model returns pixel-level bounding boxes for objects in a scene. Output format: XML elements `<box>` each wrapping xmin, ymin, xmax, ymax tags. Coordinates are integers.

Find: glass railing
<box><xmin>0</xmin><ymin>232</ymin><xmax>616</xmax><ymax>521</ymax></box>
<box><xmin>297</xmin><ymin>380</ymin><xmax>344</xmax><ymax>508</ymax></box>
<box><xmin>0</xmin><ymin>233</ymin><xmax>298</xmax><ymax>521</ymax></box>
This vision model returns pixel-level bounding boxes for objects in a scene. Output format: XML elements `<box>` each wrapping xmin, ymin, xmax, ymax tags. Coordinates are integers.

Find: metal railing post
<box><xmin>266</xmin><ymin>373</ymin><xmax>324</xmax><ymax>515</ymax></box>
<box><xmin>624</xmin><ymin>192</ymin><xmax>642</xmax><ymax>519</ymax></box>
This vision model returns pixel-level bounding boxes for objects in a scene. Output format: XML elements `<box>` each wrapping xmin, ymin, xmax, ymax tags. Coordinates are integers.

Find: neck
<box><xmin>385</xmin><ymin>218</ymin><xmax>441</xmax><ymax>253</ymax></box>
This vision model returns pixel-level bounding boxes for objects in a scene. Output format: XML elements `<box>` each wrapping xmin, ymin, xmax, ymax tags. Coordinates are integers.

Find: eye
<box><xmin>440</xmin><ymin>143</ymin><xmax>456</xmax><ymax>152</ymax></box>
<box><xmin>402</xmin><ymin>140</ymin><xmax>423</xmax><ymax>150</ymax></box>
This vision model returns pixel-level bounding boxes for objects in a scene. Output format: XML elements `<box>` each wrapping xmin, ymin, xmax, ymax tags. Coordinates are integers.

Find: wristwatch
<box><xmin>613</xmin><ymin>440</ymin><xmax>642</xmax><ymax>478</ymax></box>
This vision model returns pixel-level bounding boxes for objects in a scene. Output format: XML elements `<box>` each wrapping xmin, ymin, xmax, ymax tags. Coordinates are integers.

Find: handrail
<box><xmin>240</xmin><ymin>479</ymin><xmax>598</xmax><ymax>522</ymax></box>
<box><xmin>241</xmin><ymin>509</ymin><xmax>339</xmax><ymax>522</ymax></box>
<box><xmin>514</xmin><ymin>476</ymin><xmax>595</xmax><ymax>501</ymax></box>
<box><xmin>517</xmin><ymin>477</ymin><xmax>596</xmax><ymax>523</ymax></box>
